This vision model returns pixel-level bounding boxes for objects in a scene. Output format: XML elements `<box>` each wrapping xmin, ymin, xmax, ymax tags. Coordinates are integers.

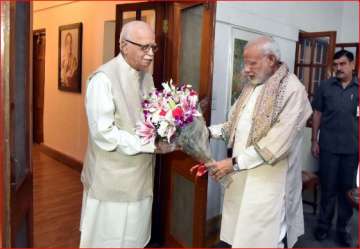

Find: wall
<box><xmin>216</xmin><ymin>1</ymin><xmax>358</xmax><ymax>43</ymax></box>
<box><xmin>340</xmin><ymin>1</ymin><xmax>359</xmax><ymax>43</ymax></box>
<box><xmin>208</xmin><ymin>1</ymin><xmax>359</xmax><ymax>219</ymax></box>
<box><xmin>103</xmin><ymin>21</ymin><xmax>116</xmax><ymax>64</ymax></box>
<box><xmin>33</xmin><ymin>1</ymin><xmax>155</xmax><ymax>161</ymax></box>
<box><xmin>33</xmin><ymin>1</ymin><xmax>128</xmax><ymax>161</ymax></box>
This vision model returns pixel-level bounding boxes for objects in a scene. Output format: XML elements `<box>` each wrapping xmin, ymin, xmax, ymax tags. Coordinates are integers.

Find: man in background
<box><xmin>312</xmin><ymin>49</ymin><xmax>358</xmax><ymax>247</ymax></box>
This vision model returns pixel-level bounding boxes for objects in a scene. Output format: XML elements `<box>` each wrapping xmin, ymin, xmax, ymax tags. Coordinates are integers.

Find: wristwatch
<box><xmin>232</xmin><ymin>157</ymin><xmax>240</xmax><ymax>171</ymax></box>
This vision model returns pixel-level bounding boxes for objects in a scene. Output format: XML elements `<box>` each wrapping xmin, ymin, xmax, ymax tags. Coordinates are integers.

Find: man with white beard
<box><xmin>207</xmin><ymin>36</ymin><xmax>312</xmax><ymax>248</ymax></box>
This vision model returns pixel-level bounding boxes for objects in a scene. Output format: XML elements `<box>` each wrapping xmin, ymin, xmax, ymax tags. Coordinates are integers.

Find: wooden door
<box><xmin>294</xmin><ymin>31</ymin><xmax>337</xmax><ymax>103</ymax></box>
<box><xmin>114</xmin><ymin>1</ymin><xmax>216</xmax><ymax>247</ymax></box>
<box><xmin>32</xmin><ymin>30</ymin><xmax>45</xmax><ymax>144</ymax></box>
<box><xmin>115</xmin><ymin>2</ymin><xmax>166</xmax><ymax>245</ymax></box>
<box><xmin>294</xmin><ymin>31</ymin><xmax>336</xmax><ymax>126</ymax></box>
<box><xmin>161</xmin><ymin>2</ymin><xmax>216</xmax><ymax>247</ymax></box>
<box><xmin>115</xmin><ymin>2</ymin><xmax>165</xmax><ymax>87</ymax></box>
<box><xmin>1</xmin><ymin>2</ymin><xmax>33</xmax><ymax>247</ymax></box>
<box><xmin>0</xmin><ymin>2</ymin><xmax>10</xmax><ymax>246</ymax></box>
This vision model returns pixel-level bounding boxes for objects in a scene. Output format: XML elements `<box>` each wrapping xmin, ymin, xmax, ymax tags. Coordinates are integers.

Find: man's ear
<box><xmin>120</xmin><ymin>40</ymin><xmax>127</xmax><ymax>54</ymax></box>
<box><xmin>267</xmin><ymin>54</ymin><xmax>277</xmax><ymax>67</ymax></box>
<box><xmin>350</xmin><ymin>60</ymin><xmax>355</xmax><ymax>71</ymax></box>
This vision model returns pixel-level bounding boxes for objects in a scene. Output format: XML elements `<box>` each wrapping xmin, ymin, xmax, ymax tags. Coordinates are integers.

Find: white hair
<box><xmin>262</xmin><ymin>38</ymin><xmax>281</xmax><ymax>61</ymax></box>
<box><xmin>246</xmin><ymin>36</ymin><xmax>281</xmax><ymax>61</ymax></box>
<box><xmin>119</xmin><ymin>22</ymin><xmax>132</xmax><ymax>43</ymax></box>
<box><xmin>119</xmin><ymin>21</ymin><xmax>153</xmax><ymax>43</ymax></box>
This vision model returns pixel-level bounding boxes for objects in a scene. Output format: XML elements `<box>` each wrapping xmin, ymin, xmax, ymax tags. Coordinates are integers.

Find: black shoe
<box><xmin>314</xmin><ymin>227</ymin><xmax>329</xmax><ymax>241</ymax></box>
<box><xmin>337</xmin><ymin>232</ymin><xmax>352</xmax><ymax>247</ymax></box>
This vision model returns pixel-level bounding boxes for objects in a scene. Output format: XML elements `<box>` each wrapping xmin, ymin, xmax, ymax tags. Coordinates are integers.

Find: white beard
<box><xmin>249</xmin><ymin>78</ymin><xmax>263</xmax><ymax>86</ymax></box>
<box><xmin>249</xmin><ymin>70</ymin><xmax>272</xmax><ymax>86</ymax></box>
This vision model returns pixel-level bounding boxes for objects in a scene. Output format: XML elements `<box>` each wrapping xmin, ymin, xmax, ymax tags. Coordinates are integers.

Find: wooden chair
<box><xmin>302</xmin><ymin>170</ymin><xmax>319</xmax><ymax>214</ymax></box>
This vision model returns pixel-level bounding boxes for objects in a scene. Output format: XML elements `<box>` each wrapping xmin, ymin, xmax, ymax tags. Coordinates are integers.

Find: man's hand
<box><xmin>155</xmin><ymin>140</ymin><xmax>179</xmax><ymax>154</ymax></box>
<box><xmin>199</xmin><ymin>97</ymin><xmax>209</xmax><ymax>114</ymax></box>
<box><xmin>206</xmin><ymin>158</ymin><xmax>233</xmax><ymax>182</ymax></box>
<box><xmin>311</xmin><ymin>141</ymin><xmax>320</xmax><ymax>158</ymax></box>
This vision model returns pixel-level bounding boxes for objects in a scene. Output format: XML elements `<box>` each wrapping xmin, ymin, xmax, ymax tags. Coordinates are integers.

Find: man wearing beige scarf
<box><xmin>208</xmin><ymin>36</ymin><xmax>312</xmax><ymax>248</ymax></box>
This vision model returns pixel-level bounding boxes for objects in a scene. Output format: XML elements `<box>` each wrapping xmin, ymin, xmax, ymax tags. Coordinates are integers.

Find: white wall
<box><xmin>340</xmin><ymin>1</ymin><xmax>359</xmax><ymax>43</ymax></box>
<box><xmin>216</xmin><ymin>2</ymin><xmax>358</xmax><ymax>43</ymax></box>
<box><xmin>208</xmin><ymin>1</ymin><xmax>358</xmax><ymax>219</ymax></box>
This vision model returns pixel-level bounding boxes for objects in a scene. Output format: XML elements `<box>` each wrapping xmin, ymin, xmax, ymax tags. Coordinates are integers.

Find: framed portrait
<box><xmin>58</xmin><ymin>22</ymin><xmax>82</xmax><ymax>93</ymax></box>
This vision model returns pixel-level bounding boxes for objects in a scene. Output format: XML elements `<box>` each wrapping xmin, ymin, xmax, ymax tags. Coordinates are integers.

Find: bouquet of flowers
<box><xmin>136</xmin><ymin>80</ymin><xmax>232</xmax><ymax>187</ymax></box>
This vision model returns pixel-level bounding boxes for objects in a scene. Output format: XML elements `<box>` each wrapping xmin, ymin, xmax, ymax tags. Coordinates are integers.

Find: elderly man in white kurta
<box><xmin>207</xmin><ymin>36</ymin><xmax>313</xmax><ymax>248</ymax></box>
<box><xmin>79</xmin><ymin>21</ymin><xmax>174</xmax><ymax>248</ymax></box>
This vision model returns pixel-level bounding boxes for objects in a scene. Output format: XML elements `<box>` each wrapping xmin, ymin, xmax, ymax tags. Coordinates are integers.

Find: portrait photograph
<box><xmin>58</xmin><ymin>22</ymin><xmax>82</xmax><ymax>93</ymax></box>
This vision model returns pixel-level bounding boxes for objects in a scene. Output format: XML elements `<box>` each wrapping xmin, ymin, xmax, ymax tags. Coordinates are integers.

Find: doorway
<box><xmin>32</xmin><ymin>29</ymin><xmax>45</xmax><ymax>144</ymax></box>
<box><xmin>115</xmin><ymin>2</ymin><xmax>216</xmax><ymax>247</ymax></box>
<box><xmin>1</xmin><ymin>1</ymin><xmax>33</xmax><ymax>247</ymax></box>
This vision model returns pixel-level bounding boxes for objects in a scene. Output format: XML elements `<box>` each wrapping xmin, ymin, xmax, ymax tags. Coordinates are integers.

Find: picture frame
<box><xmin>58</xmin><ymin>22</ymin><xmax>82</xmax><ymax>93</ymax></box>
<box><xmin>227</xmin><ymin>27</ymin><xmax>262</xmax><ymax>112</ymax></box>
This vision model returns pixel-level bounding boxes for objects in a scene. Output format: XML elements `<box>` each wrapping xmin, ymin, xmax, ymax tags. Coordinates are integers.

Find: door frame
<box><xmin>294</xmin><ymin>31</ymin><xmax>336</xmax><ymax>127</ymax></box>
<box><xmin>115</xmin><ymin>2</ymin><xmax>165</xmax><ymax>87</ymax></box>
<box><xmin>1</xmin><ymin>1</ymin><xmax>33</xmax><ymax>247</ymax></box>
<box><xmin>115</xmin><ymin>2</ymin><xmax>217</xmax><ymax>247</ymax></box>
<box><xmin>115</xmin><ymin>2</ymin><xmax>167</xmax><ymax>245</ymax></box>
<box><xmin>0</xmin><ymin>1</ymin><xmax>11</xmax><ymax>247</ymax></box>
<box><xmin>294</xmin><ymin>31</ymin><xmax>337</xmax><ymax>97</ymax></box>
<box><xmin>161</xmin><ymin>2</ymin><xmax>216</xmax><ymax>247</ymax></box>
<box><xmin>32</xmin><ymin>29</ymin><xmax>46</xmax><ymax>144</ymax></box>
<box><xmin>10</xmin><ymin>1</ymin><xmax>33</xmax><ymax>247</ymax></box>
<box><xmin>164</xmin><ymin>2</ymin><xmax>215</xmax><ymax>123</ymax></box>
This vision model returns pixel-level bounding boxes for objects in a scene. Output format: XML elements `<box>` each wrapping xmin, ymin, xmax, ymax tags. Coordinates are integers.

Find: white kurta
<box><xmin>210</xmin><ymin>85</ymin><xmax>286</xmax><ymax>247</ymax></box>
<box><xmin>210</xmin><ymin>85</ymin><xmax>294</xmax><ymax>247</ymax></box>
<box><xmin>80</xmin><ymin>72</ymin><xmax>154</xmax><ymax>248</ymax></box>
<box><xmin>210</xmin><ymin>74</ymin><xmax>312</xmax><ymax>248</ymax></box>
<box><xmin>80</xmin><ymin>191</ymin><xmax>152</xmax><ymax>248</ymax></box>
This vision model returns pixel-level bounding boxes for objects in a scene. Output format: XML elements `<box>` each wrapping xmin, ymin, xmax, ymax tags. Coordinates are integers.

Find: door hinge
<box><xmin>162</xmin><ymin>20</ymin><xmax>168</xmax><ymax>34</ymax></box>
<box><xmin>204</xmin><ymin>1</ymin><xmax>210</xmax><ymax>9</ymax></box>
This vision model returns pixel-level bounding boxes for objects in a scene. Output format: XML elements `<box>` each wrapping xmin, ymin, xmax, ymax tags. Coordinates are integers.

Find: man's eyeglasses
<box><xmin>125</xmin><ymin>39</ymin><xmax>158</xmax><ymax>53</ymax></box>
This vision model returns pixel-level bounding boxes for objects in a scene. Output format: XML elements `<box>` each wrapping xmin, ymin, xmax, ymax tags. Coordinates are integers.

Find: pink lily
<box><xmin>135</xmin><ymin>118</ymin><xmax>156</xmax><ymax>144</ymax></box>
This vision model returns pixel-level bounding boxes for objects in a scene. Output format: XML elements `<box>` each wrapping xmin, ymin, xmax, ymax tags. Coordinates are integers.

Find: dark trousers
<box><xmin>317</xmin><ymin>150</ymin><xmax>358</xmax><ymax>232</ymax></box>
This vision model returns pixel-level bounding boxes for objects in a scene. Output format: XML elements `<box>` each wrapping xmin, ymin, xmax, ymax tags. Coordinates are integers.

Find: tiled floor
<box><xmin>295</xmin><ymin>205</ymin><xmax>358</xmax><ymax>248</ymax></box>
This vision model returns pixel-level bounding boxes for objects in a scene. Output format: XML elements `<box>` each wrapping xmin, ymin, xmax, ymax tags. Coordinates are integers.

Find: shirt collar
<box><xmin>352</xmin><ymin>77</ymin><xmax>358</xmax><ymax>85</ymax></box>
<box><xmin>116</xmin><ymin>53</ymin><xmax>142</xmax><ymax>79</ymax></box>
<box><xmin>331</xmin><ymin>76</ymin><xmax>358</xmax><ymax>87</ymax></box>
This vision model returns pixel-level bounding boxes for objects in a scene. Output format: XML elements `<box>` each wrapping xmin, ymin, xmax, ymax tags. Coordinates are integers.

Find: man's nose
<box><xmin>147</xmin><ymin>48</ymin><xmax>154</xmax><ymax>56</ymax></box>
<box><xmin>335</xmin><ymin>64</ymin><xmax>342</xmax><ymax>71</ymax></box>
<box><xmin>244</xmin><ymin>65</ymin><xmax>251</xmax><ymax>74</ymax></box>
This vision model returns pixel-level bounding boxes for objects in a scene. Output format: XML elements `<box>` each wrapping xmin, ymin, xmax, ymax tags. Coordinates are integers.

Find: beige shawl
<box><xmin>225</xmin><ymin>63</ymin><xmax>290</xmax><ymax>148</ymax></box>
